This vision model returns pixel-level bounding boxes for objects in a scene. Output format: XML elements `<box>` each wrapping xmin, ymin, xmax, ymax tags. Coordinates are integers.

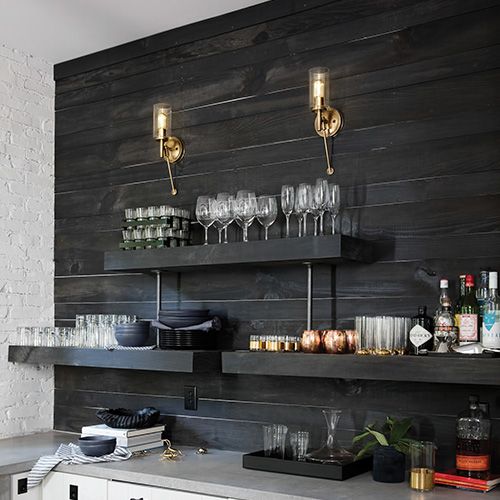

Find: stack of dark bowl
<box><xmin>114</xmin><ymin>321</ymin><xmax>151</xmax><ymax>347</ymax></box>
<box><xmin>157</xmin><ymin>309</ymin><xmax>216</xmax><ymax>350</ymax></box>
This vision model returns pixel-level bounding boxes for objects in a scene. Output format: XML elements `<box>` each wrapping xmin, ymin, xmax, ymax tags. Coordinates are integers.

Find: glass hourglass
<box><xmin>305</xmin><ymin>409</ymin><xmax>354</xmax><ymax>464</ymax></box>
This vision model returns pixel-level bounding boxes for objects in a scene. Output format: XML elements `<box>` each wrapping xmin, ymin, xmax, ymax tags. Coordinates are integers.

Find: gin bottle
<box><xmin>482</xmin><ymin>271</ymin><xmax>500</xmax><ymax>349</ymax></box>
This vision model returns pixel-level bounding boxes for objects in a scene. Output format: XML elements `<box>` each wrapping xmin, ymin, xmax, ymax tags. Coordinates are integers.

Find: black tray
<box><xmin>242</xmin><ymin>451</ymin><xmax>372</xmax><ymax>481</ymax></box>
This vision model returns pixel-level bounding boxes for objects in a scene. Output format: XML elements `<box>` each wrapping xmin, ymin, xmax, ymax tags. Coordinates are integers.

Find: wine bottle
<box><xmin>482</xmin><ymin>271</ymin><xmax>500</xmax><ymax>349</ymax></box>
<box><xmin>455</xmin><ymin>275</ymin><xmax>466</xmax><ymax>331</ymax></box>
<box><xmin>458</xmin><ymin>274</ymin><xmax>479</xmax><ymax>344</ymax></box>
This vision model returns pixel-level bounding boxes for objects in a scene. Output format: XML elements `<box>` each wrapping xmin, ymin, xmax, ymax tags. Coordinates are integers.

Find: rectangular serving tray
<box><xmin>242</xmin><ymin>451</ymin><xmax>372</xmax><ymax>481</ymax></box>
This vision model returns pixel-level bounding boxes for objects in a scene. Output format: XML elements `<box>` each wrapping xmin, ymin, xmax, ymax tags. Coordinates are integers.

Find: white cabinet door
<box><xmin>108</xmin><ymin>481</ymin><xmax>153</xmax><ymax>500</ymax></box>
<box><xmin>42</xmin><ymin>472</ymin><xmax>107</xmax><ymax>500</ymax></box>
<box><xmin>150</xmin><ymin>488</ymin><xmax>226</xmax><ymax>500</ymax></box>
<box><xmin>10</xmin><ymin>472</ymin><xmax>41</xmax><ymax>500</ymax></box>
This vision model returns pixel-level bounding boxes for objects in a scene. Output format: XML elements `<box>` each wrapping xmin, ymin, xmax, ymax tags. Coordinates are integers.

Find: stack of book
<box><xmin>81</xmin><ymin>424</ymin><xmax>165</xmax><ymax>453</ymax></box>
<box><xmin>435</xmin><ymin>471</ymin><xmax>500</xmax><ymax>493</ymax></box>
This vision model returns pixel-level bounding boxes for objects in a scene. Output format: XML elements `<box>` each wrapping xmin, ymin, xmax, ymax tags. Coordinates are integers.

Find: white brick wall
<box><xmin>0</xmin><ymin>44</ymin><xmax>54</xmax><ymax>438</ymax></box>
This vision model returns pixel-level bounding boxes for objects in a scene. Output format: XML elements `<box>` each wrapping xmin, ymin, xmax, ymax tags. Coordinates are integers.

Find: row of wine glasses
<box><xmin>196</xmin><ymin>191</ymin><xmax>278</xmax><ymax>245</ymax></box>
<box><xmin>195</xmin><ymin>181</ymin><xmax>340</xmax><ymax>244</ymax></box>
<box><xmin>281</xmin><ymin>180</ymin><xmax>340</xmax><ymax>238</ymax></box>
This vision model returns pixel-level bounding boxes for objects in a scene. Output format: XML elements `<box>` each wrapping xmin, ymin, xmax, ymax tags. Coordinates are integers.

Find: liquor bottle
<box><xmin>482</xmin><ymin>271</ymin><xmax>500</xmax><ymax>349</ymax></box>
<box><xmin>477</xmin><ymin>271</ymin><xmax>489</xmax><ymax>338</ymax></box>
<box><xmin>434</xmin><ymin>279</ymin><xmax>457</xmax><ymax>352</ymax></box>
<box><xmin>455</xmin><ymin>275</ymin><xmax>466</xmax><ymax>330</ymax></box>
<box><xmin>458</xmin><ymin>275</ymin><xmax>479</xmax><ymax>344</ymax></box>
<box><xmin>456</xmin><ymin>395</ymin><xmax>491</xmax><ymax>480</ymax></box>
<box><xmin>411</xmin><ymin>306</ymin><xmax>434</xmax><ymax>353</ymax></box>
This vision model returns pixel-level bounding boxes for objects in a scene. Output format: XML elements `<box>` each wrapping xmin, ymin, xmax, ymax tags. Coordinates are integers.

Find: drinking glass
<box><xmin>294</xmin><ymin>195</ymin><xmax>304</xmax><ymax>237</ymax></box>
<box><xmin>216</xmin><ymin>193</ymin><xmax>234</xmax><ymax>243</ymax></box>
<box><xmin>213</xmin><ymin>198</ymin><xmax>234</xmax><ymax>244</ymax></box>
<box><xmin>410</xmin><ymin>441</ymin><xmax>436</xmax><ymax>491</ymax></box>
<box><xmin>196</xmin><ymin>195</ymin><xmax>215</xmax><ymax>245</ymax></box>
<box><xmin>315</xmin><ymin>178</ymin><xmax>329</xmax><ymax>235</ymax></box>
<box><xmin>296</xmin><ymin>184</ymin><xmax>312</xmax><ymax>236</ymax></box>
<box><xmin>311</xmin><ymin>182</ymin><xmax>325</xmax><ymax>236</ymax></box>
<box><xmin>281</xmin><ymin>185</ymin><xmax>295</xmax><ymax>238</ymax></box>
<box><xmin>257</xmin><ymin>195</ymin><xmax>277</xmax><ymax>240</ymax></box>
<box><xmin>234</xmin><ymin>191</ymin><xmax>257</xmax><ymax>242</ymax></box>
<box><xmin>290</xmin><ymin>431</ymin><xmax>310</xmax><ymax>461</ymax></box>
<box><xmin>326</xmin><ymin>184</ymin><xmax>340</xmax><ymax>235</ymax></box>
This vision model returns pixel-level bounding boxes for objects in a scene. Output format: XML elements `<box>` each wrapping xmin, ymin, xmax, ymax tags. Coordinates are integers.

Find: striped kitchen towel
<box><xmin>28</xmin><ymin>443</ymin><xmax>132</xmax><ymax>489</ymax></box>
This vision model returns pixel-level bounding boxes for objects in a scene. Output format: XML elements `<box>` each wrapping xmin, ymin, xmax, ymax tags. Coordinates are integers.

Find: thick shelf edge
<box><xmin>221</xmin><ymin>352</ymin><xmax>500</xmax><ymax>386</ymax></box>
<box><xmin>104</xmin><ymin>235</ymin><xmax>373</xmax><ymax>273</ymax></box>
<box><xmin>8</xmin><ymin>346</ymin><xmax>221</xmax><ymax>373</ymax></box>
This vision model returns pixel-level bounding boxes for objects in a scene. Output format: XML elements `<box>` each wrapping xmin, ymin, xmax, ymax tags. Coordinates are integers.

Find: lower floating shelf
<box><xmin>222</xmin><ymin>351</ymin><xmax>500</xmax><ymax>386</ymax></box>
<box><xmin>8</xmin><ymin>346</ymin><xmax>221</xmax><ymax>373</ymax></box>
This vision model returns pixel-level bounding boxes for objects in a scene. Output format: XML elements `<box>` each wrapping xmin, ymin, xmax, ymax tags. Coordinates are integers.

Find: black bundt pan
<box><xmin>96</xmin><ymin>407</ymin><xmax>160</xmax><ymax>429</ymax></box>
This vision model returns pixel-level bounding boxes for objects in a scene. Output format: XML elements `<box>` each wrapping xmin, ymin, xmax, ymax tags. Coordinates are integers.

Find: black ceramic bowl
<box><xmin>159</xmin><ymin>309</ymin><xmax>209</xmax><ymax>317</ymax></box>
<box><xmin>114</xmin><ymin>321</ymin><xmax>150</xmax><ymax>332</ymax></box>
<box><xmin>158</xmin><ymin>316</ymin><xmax>210</xmax><ymax>328</ymax></box>
<box><xmin>96</xmin><ymin>407</ymin><xmax>160</xmax><ymax>429</ymax></box>
<box><xmin>78</xmin><ymin>436</ymin><xmax>116</xmax><ymax>457</ymax></box>
<box><xmin>114</xmin><ymin>330</ymin><xmax>150</xmax><ymax>347</ymax></box>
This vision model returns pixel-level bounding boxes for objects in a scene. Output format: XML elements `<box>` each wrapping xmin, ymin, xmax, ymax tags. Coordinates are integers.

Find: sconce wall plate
<box><xmin>314</xmin><ymin>107</ymin><xmax>343</xmax><ymax>138</ymax></box>
<box><xmin>162</xmin><ymin>136</ymin><xmax>185</xmax><ymax>164</ymax></box>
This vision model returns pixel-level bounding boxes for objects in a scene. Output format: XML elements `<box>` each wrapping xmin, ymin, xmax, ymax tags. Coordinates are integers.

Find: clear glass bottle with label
<box><xmin>434</xmin><ymin>279</ymin><xmax>457</xmax><ymax>352</ymax></box>
<box><xmin>482</xmin><ymin>271</ymin><xmax>500</xmax><ymax>349</ymax></box>
<box><xmin>458</xmin><ymin>274</ymin><xmax>479</xmax><ymax>344</ymax></box>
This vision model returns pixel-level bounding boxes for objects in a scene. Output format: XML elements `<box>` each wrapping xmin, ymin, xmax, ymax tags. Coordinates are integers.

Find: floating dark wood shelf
<box><xmin>104</xmin><ymin>235</ymin><xmax>373</xmax><ymax>273</ymax></box>
<box><xmin>222</xmin><ymin>351</ymin><xmax>500</xmax><ymax>386</ymax></box>
<box><xmin>8</xmin><ymin>346</ymin><xmax>221</xmax><ymax>373</ymax></box>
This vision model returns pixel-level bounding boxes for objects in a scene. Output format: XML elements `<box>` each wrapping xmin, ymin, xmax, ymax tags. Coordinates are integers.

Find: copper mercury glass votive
<box><xmin>301</xmin><ymin>330</ymin><xmax>322</xmax><ymax>353</ymax></box>
<box><xmin>322</xmin><ymin>330</ymin><xmax>347</xmax><ymax>354</ymax></box>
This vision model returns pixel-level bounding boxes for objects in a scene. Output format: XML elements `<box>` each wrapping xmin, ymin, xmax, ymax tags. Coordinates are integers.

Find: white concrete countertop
<box><xmin>1</xmin><ymin>432</ymin><xmax>499</xmax><ymax>499</ymax></box>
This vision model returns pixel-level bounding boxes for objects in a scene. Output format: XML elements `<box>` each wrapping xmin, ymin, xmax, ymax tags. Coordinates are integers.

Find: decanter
<box><xmin>306</xmin><ymin>409</ymin><xmax>354</xmax><ymax>464</ymax></box>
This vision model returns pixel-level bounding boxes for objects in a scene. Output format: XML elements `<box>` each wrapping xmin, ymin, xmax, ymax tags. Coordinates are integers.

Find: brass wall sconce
<box><xmin>153</xmin><ymin>103</ymin><xmax>185</xmax><ymax>195</ymax></box>
<box><xmin>309</xmin><ymin>67</ymin><xmax>343</xmax><ymax>175</ymax></box>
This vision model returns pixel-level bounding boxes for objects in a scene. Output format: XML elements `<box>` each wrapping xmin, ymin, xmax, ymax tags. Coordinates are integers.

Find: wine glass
<box><xmin>311</xmin><ymin>181</ymin><xmax>326</xmax><ymax>236</ymax></box>
<box><xmin>196</xmin><ymin>195</ymin><xmax>215</xmax><ymax>245</ymax></box>
<box><xmin>214</xmin><ymin>198</ymin><xmax>233</xmax><ymax>244</ymax></box>
<box><xmin>281</xmin><ymin>185</ymin><xmax>295</xmax><ymax>238</ymax></box>
<box><xmin>216</xmin><ymin>192</ymin><xmax>234</xmax><ymax>243</ymax></box>
<box><xmin>315</xmin><ymin>178</ymin><xmax>329</xmax><ymax>235</ymax></box>
<box><xmin>296</xmin><ymin>183</ymin><xmax>312</xmax><ymax>236</ymax></box>
<box><xmin>326</xmin><ymin>184</ymin><xmax>340</xmax><ymax>235</ymax></box>
<box><xmin>257</xmin><ymin>195</ymin><xmax>277</xmax><ymax>240</ymax></box>
<box><xmin>235</xmin><ymin>191</ymin><xmax>257</xmax><ymax>242</ymax></box>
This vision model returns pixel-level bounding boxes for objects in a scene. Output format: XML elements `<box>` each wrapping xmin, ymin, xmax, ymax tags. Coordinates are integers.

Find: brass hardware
<box><xmin>309</xmin><ymin>67</ymin><xmax>343</xmax><ymax>176</ymax></box>
<box><xmin>154</xmin><ymin>103</ymin><xmax>185</xmax><ymax>196</ymax></box>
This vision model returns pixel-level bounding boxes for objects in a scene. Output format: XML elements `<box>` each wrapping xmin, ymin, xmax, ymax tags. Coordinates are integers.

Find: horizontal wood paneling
<box><xmin>54</xmin><ymin>0</ymin><xmax>500</xmax><ymax>464</ymax></box>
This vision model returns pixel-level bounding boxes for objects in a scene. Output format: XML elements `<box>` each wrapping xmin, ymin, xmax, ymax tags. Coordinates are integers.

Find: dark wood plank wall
<box><xmin>53</xmin><ymin>0</ymin><xmax>500</xmax><ymax>467</ymax></box>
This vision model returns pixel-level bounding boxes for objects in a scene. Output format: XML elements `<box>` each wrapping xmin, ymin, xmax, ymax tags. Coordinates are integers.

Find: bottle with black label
<box><xmin>456</xmin><ymin>395</ymin><xmax>491</xmax><ymax>480</ymax></box>
<box><xmin>411</xmin><ymin>306</ymin><xmax>434</xmax><ymax>354</ymax></box>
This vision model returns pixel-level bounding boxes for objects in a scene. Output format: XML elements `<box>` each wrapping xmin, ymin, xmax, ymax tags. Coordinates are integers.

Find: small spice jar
<box><xmin>301</xmin><ymin>330</ymin><xmax>322</xmax><ymax>353</ymax></box>
<box><xmin>249</xmin><ymin>335</ymin><xmax>259</xmax><ymax>351</ymax></box>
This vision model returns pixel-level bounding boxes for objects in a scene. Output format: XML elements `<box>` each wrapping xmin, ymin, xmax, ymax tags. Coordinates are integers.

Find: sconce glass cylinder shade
<box><xmin>153</xmin><ymin>103</ymin><xmax>172</xmax><ymax>140</ymax></box>
<box><xmin>309</xmin><ymin>67</ymin><xmax>330</xmax><ymax>111</ymax></box>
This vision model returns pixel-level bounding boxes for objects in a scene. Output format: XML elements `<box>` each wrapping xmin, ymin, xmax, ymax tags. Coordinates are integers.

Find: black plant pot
<box><xmin>372</xmin><ymin>446</ymin><xmax>406</xmax><ymax>483</ymax></box>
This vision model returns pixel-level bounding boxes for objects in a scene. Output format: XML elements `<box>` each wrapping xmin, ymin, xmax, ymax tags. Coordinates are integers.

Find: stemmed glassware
<box><xmin>310</xmin><ymin>181</ymin><xmax>326</xmax><ymax>236</ymax></box>
<box><xmin>196</xmin><ymin>195</ymin><xmax>215</xmax><ymax>245</ymax></box>
<box><xmin>280</xmin><ymin>185</ymin><xmax>295</xmax><ymax>238</ymax></box>
<box><xmin>213</xmin><ymin>196</ymin><xmax>234</xmax><ymax>244</ymax></box>
<box><xmin>315</xmin><ymin>178</ymin><xmax>329</xmax><ymax>235</ymax></box>
<box><xmin>296</xmin><ymin>184</ymin><xmax>312</xmax><ymax>237</ymax></box>
<box><xmin>257</xmin><ymin>195</ymin><xmax>277</xmax><ymax>240</ymax></box>
<box><xmin>234</xmin><ymin>190</ymin><xmax>257</xmax><ymax>242</ymax></box>
<box><xmin>326</xmin><ymin>184</ymin><xmax>340</xmax><ymax>235</ymax></box>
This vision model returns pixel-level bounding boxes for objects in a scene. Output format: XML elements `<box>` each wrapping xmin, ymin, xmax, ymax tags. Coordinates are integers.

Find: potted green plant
<box><xmin>353</xmin><ymin>416</ymin><xmax>417</xmax><ymax>483</ymax></box>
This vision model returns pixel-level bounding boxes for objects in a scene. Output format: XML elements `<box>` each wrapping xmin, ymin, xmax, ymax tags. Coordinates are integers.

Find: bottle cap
<box><xmin>440</xmin><ymin>279</ymin><xmax>448</xmax><ymax>288</ymax></box>
<box><xmin>417</xmin><ymin>306</ymin><xmax>426</xmax><ymax>315</ymax></box>
<box><xmin>465</xmin><ymin>274</ymin><xmax>474</xmax><ymax>287</ymax></box>
<box><xmin>489</xmin><ymin>271</ymin><xmax>498</xmax><ymax>289</ymax></box>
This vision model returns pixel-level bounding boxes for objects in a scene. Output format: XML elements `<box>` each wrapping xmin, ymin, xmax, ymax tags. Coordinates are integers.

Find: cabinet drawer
<box><xmin>108</xmin><ymin>481</ymin><xmax>153</xmax><ymax>500</ymax></box>
<box><xmin>42</xmin><ymin>472</ymin><xmax>107</xmax><ymax>500</ymax></box>
<box><xmin>10</xmin><ymin>472</ymin><xmax>41</xmax><ymax>500</ymax></box>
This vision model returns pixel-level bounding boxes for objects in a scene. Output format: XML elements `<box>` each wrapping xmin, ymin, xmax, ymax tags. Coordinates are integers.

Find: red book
<box><xmin>435</xmin><ymin>471</ymin><xmax>500</xmax><ymax>493</ymax></box>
